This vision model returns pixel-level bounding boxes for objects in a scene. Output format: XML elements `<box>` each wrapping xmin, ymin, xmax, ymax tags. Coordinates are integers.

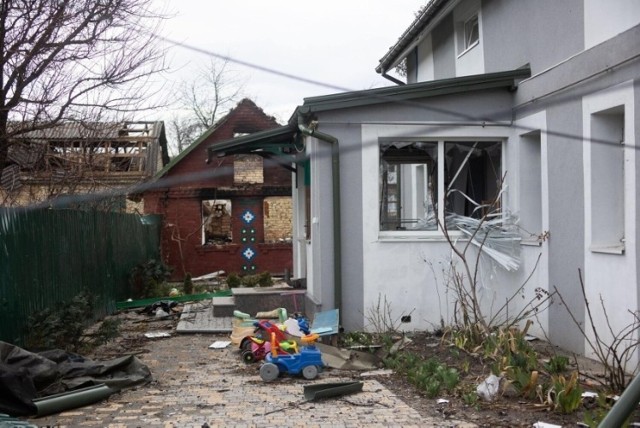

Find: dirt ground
<box><xmin>88</xmin><ymin>307</ymin><xmax>638</xmax><ymax>428</ymax></box>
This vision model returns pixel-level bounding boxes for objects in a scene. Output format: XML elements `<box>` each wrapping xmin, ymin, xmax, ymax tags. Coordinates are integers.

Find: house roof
<box><xmin>154</xmin><ymin>98</ymin><xmax>279</xmax><ymax>181</ymax></box>
<box><xmin>206</xmin><ymin>68</ymin><xmax>529</xmax><ymax>161</ymax></box>
<box><xmin>376</xmin><ymin>0</ymin><xmax>453</xmax><ymax>75</ymax></box>
<box><xmin>296</xmin><ymin>67</ymin><xmax>530</xmax><ymax>115</ymax></box>
<box><xmin>7</xmin><ymin>121</ymin><xmax>169</xmax><ymax>179</ymax></box>
<box><xmin>206</xmin><ymin>124</ymin><xmax>298</xmax><ymax>160</ymax></box>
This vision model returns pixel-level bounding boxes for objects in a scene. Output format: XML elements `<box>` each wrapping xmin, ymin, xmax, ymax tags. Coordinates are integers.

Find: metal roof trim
<box><xmin>206</xmin><ymin>125</ymin><xmax>297</xmax><ymax>157</ymax></box>
<box><xmin>376</xmin><ymin>0</ymin><xmax>453</xmax><ymax>75</ymax></box>
<box><xmin>301</xmin><ymin>68</ymin><xmax>531</xmax><ymax>114</ymax></box>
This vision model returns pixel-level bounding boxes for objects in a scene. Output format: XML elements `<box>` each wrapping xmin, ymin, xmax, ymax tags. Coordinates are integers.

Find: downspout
<box><xmin>297</xmin><ymin>114</ymin><xmax>342</xmax><ymax>316</ymax></box>
<box><xmin>380</xmin><ymin>72</ymin><xmax>406</xmax><ymax>86</ymax></box>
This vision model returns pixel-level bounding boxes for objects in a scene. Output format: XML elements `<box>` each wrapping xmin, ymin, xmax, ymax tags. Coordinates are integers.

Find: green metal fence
<box><xmin>0</xmin><ymin>208</ymin><xmax>162</xmax><ymax>345</ymax></box>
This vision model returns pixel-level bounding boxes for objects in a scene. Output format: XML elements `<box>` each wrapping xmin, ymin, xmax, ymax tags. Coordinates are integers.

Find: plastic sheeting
<box><xmin>0</xmin><ymin>342</ymin><xmax>151</xmax><ymax>416</ymax></box>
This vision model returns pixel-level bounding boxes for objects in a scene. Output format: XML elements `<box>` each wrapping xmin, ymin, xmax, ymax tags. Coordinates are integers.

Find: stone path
<box><xmin>27</xmin><ymin>333</ymin><xmax>474</xmax><ymax>427</ymax></box>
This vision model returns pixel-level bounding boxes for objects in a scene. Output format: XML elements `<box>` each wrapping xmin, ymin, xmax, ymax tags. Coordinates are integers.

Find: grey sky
<box><xmin>153</xmin><ymin>1</ymin><xmax>426</xmax><ymax>123</ymax></box>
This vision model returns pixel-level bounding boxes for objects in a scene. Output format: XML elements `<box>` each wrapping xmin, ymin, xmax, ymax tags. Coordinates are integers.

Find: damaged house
<box><xmin>0</xmin><ymin>121</ymin><xmax>169</xmax><ymax>212</ymax></box>
<box><xmin>143</xmin><ymin>99</ymin><xmax>293</xmax><ymax>280</ymax></box>
<box><xmin>208</xmin><ymin>0</ymin><xmax>640</xmax><ymax>365</ymax></box>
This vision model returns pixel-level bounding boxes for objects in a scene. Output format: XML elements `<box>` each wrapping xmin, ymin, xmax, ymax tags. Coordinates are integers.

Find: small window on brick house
<box><xmin>233</xmin><ymin>154</ymin><xmax>264</xmax><ymax>184</ymax></box>
<box><xmin>202</xmin><ymin>199</ymin><xmax>232</xmax><ymax>245</ymax></box>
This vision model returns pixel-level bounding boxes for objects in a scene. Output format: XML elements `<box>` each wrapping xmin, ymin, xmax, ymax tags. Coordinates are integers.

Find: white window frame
<box><xmin>583</xmin><ymin>80</ymin><xmax>635</xmax><ymax>255</ymax></box>
<box><xmin>379</xmin><ymin>138</ymin><xmax>504</xmax><ymax>239</ymax></box>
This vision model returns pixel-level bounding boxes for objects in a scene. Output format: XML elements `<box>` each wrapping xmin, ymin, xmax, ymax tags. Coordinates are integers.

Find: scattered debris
<box><xmin>209</xmin><ymin>341</ymin><xmax>231</xmax><ymax>349</ymax></box>
<box><xmin>361</xmin><ymin>369</ymin><xmax>394</xmax><ymax>377</ymax></box>
<box><xmin>477</xmin><ymin>374</ymin><xmax>501</xmax><ymax>402</ymax></box>
<box><xmin>144</xmin><ymin>332</ymin><xmax>171</xmax><ymax>339</ymax></box>
<box><xmin>532</xmin><ymin>422</ymin><xmax>562</xmax><ymax>428</ymax></box>
<box><xmin>437</xmin><ymin>398</ymin><xmax>450</xmax><ymax>404</ymax></box>
<box><xmin>192</xmin><ymin>270</ymin><xmax>225</xmax><ymax>282</ymax></box>
<box><xmin>303</xmin><ymin>382</ymin><xmax>364</xmax><ymax>401</ymax></box>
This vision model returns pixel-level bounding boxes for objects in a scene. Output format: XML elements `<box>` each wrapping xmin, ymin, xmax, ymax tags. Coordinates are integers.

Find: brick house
<box><xmin>143</xmin><ymin>99</ymin><xmax>293</xmax><ymax>280</ymax></box>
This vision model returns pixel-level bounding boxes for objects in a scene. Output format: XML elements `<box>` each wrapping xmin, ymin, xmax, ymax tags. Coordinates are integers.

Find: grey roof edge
<box><xmin>376</xmin><ymin>0</ymin><xmax>452</xmax><ymax>75</ymax></box>
<box><xmin>206</xmin><ymin>124</ymin><xmax>297</xmax><ymax>156</ymax></box>
<box><xmin>298</xmin><ymin>67</ymin><xmax>531</xmax><ymax>114</ymax></box>
<box><xmin>150</xmin><ymin>113</ymin><xmax>233</xmax><ymax>182</ymax></box>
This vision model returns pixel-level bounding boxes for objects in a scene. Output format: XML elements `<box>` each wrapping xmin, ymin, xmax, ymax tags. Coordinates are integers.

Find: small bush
<box><xmin>129</xmin><ymin>259</ymin><xmax>173</xmax><ymax>299</ymax></box>
<box><xmin>226</xmin><ymin>273</ymin><xmax>241</xmax><ymax>288</ymax></box>
<box><xmin>257</xmin><ymin>272</ymin><xmax>273</xmax><ymax>287</ymax></box>
<box><xmin>183</xmin><ymin>273</ymin><xmax>194</xmax><ymax>295</ymax></box>
<box><xmin>24</xmin><ymin>290</ymin><xmax>98</xmax><ymax>352</ymax></box>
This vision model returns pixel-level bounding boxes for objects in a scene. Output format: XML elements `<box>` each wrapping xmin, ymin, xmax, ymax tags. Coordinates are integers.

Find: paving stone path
<box><xmin>27</xmin><ymin>333</ymin><xmax>474</xmax><ymax>427</ymax></box>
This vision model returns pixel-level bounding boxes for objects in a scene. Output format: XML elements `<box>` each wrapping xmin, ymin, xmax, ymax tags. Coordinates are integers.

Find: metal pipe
<box><xmin>297</xmin><ymin>114</ymin><xmax>342</xmax><ymax>315</ymax></box>
<box><xmin>598</xmin><ymin>374</ymin><xmax>640</xmax><ymax>427</ymax></box>
<box><xmin>33</xmin><ymin>383</ymin><xmax>115</xmax><ymax>417</ymax></box>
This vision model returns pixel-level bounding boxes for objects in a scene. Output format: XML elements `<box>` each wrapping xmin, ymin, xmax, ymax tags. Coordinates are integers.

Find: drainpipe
<box><xmin>598</xmin><ymin>373</ymin><xmax>640</xmax><ymax>427</ymax></box>
<box><xmin>297</xmin><ymin>114</ymin><xmax>342</xmax><ymax>316</ymax></box>
<box><xmin>380</xmin><ymin>72</ymin><xmax>406</xmax><ymax>86</ymax></box>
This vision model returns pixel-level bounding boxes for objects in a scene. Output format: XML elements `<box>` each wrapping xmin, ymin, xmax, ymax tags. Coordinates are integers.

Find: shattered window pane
<box><xmin>379</xmin><ymin>140</ymin><xmax>501</xmax><ymax>232</ymax></box>
<box><xmin>380</xmin><ymin>142</ymin><xmax>437</xmax><ymax>231</ymax></box>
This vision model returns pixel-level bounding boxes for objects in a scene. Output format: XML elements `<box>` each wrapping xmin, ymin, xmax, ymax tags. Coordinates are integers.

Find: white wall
<box><xmin>453</xmin><ymin>0</ymin><xmax>484</xmax><ymax>77</ymax></box>
<box><xmin>512</xmin><ymin>111</ymin><xmax>550</xmax><ymax>339</ymax></box>
<box><xmin>416</xmin><ymin>34</ymin><xmax>436</xmax><ymax>82</ymax></box>
<box><xmin>584</xmin><ymin>0</ymin><xmax>640</xmax><ymax>49</ymax></box>
<box><xmin>359</xmin><ymin>123</ymin><xmax>541</xmax><ymax>333</ymax></box>
<box><xmin>582</xmin><ymin>80</ymin><xmax>637</xmax><ymax>366</ymax></box>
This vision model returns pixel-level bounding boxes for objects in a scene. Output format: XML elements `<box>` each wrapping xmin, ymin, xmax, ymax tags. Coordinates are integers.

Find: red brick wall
<box><xmin>143</xmin><ymin>99</ymin><xmax>292</xmax><ymax>280</ymax></box>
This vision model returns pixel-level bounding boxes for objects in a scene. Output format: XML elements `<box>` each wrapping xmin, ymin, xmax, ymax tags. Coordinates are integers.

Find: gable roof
<box><xmin>376</xmin><ymin>0</ymin><xmax>453</xmax><ymax>76</ymax></box>
<box><xmin>154</xmin><ymin>98</ymin><xmax>278</xmax><ymax>180</ymax></box>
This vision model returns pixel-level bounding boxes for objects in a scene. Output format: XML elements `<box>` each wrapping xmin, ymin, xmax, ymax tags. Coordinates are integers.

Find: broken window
<box><xmin>380</xmin><ymin>140</ymin><xmax>502</xmax><ymax>232</ymax></box>
<box><xmin>202</xmin><ymin>199</ymin><xmax>232</xmax><ymax>245</ymax></box>
<box><xmin>263</xmin><ymin>196</ymin><xmax>293</xmax><ymax>243</ymax></box>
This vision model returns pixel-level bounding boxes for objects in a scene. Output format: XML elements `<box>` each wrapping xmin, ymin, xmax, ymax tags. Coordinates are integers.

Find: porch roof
<box><xmin>206</xmin><ymin>124</ymin><xmax>299</xmax><ymax>161</ymax></box>
<box><xmin>296</xmin><ymin>67</ymin><xmax>531</xmax><ymax>115</ymax></box>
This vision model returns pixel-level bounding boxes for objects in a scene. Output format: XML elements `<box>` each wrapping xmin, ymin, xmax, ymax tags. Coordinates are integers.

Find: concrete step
<box><xmin>212</xmin><ymin>296</ymin><xmax>236</xmax><ymax>318</ymax></box>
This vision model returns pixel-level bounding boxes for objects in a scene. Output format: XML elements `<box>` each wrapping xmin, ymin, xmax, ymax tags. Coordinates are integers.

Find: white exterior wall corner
<box><xmin>512</xmin><ymin>111</ymin><xmax>550</xmax><ymax>339</ymax></box>
<box><xmin>582</xmin><ymin>80</ymin><xmax>637</xmax><ymax>366</ymax></box>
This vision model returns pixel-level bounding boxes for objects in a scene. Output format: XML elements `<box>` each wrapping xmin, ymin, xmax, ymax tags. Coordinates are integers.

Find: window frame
<box><xmin>378</xmin><ymin>138</ymin><xmax>504</xmax><ymax>240</ymax></box>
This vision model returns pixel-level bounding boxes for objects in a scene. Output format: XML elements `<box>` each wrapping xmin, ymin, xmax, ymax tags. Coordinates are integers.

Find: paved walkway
<box><xmin>26</xmin><ymin>333</ymin><xmax>476</xmax><ymax>428</ymax></box>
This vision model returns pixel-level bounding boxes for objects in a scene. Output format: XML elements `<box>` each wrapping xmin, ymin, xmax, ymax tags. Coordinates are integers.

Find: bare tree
<box><xmin>0</xmin><ymin>0</ymin><xmax>166</xmax><ymax>169</ymax></box>
<box><xmin>168</xmin><ymin>59</ymin><xmax>244</xmax><ymax>155</ymax></box>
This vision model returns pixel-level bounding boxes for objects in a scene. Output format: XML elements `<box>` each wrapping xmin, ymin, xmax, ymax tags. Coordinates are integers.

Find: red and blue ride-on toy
<box><xmin>259</xmin><ymin>332</ymin><xmax>324</xmax><ymax>381</ymax></box>
<box><xmin>239</xmin><ymin>320</ymin><xmax>297</xmax><ymax>363</ymax></box>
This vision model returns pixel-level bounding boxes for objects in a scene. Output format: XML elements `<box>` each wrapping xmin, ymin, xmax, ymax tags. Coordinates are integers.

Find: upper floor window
<box><xmin>463</xmin><ymin>15</ymin><xmax>479</xmax><ymax>51</ymax></box>
<box><xmin>379</xmin><ymin>140</ymin><xmax>502</xmax><ymax>232</ymax></box>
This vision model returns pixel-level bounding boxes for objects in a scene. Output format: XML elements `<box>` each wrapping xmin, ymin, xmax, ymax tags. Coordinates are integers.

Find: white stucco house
<box><xmin>208</xmin><ymin>0</ymin><xmax>640</xmax><ymax>363</ymax></box>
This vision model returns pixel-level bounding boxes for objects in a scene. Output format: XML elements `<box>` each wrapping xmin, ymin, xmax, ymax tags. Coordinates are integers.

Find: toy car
<box><xmin>239</xmin><ymin>320</ymin><xmax>297</xmax><ymax>363</ymax></box>
<box><xmin>259</xmin><ymin>333</ymin><xmax>324</xmax><ymax>381</ymax></box>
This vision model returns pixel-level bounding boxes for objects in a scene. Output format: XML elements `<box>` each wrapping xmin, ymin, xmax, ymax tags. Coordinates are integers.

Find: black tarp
<box><xmin>0</xmin><ymin>341</ymin><xmax>152</xmax><ymax>416</ymax></box>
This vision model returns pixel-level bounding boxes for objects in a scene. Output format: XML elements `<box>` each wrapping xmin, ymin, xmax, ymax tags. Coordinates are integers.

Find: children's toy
<box><xmin>259</xmin><ymin>332</ymin><xmax>324</xmax><ymax>381</ymax></box>
<box><xmin>239</xmin><ymin>320</ymin><xmax>296</xmax><ymax>363</ymax></box>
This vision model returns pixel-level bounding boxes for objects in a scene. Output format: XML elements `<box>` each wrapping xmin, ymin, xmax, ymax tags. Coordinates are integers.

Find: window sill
<box><xmin>378</xmin><ymin>231</ymin><xmax>464</xmax><ymax>242</ymax></box>
<box><xmin>590</xmin><ymin>244</ymin><xmax>625</xmax><ymax>255</ymax></box>
<box><xmin>457</xmin><ymin>40</ymin><xmax>479</xmax><ymax>59</ymax></box>
<box><xmin>520</xmin><ymin>239</ymin><xmax>542</xmax><ymax>247</ymax></box>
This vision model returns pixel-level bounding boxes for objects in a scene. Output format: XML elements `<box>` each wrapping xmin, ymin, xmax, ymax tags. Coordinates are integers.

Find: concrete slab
<box><xmin>176</xmin><ymin>301</ymin><xmax>233</xmax><ymax>333</ymax></box>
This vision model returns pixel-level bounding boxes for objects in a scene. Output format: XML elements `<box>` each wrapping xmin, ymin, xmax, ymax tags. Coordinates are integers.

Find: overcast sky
<box><xmin>152</xmin><ymin>1</ymin><xmax>427</xmax><ymax>124</ymax></box>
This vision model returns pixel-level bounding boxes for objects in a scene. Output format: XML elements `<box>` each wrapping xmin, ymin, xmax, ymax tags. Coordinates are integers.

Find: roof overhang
<box><xmin>296</xmin><ymin>67</ymin><xmax>531</xmax><ymax>115</ymax></box>
<box><xmin>376</xmin><ymin>0</ymin><xmax>457</xmax><ymax>76</ymax></box>
<box><xmin>206</xmin><ymin>124</ymin><xmax>299</xmax><ymax>162</ymax></box>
